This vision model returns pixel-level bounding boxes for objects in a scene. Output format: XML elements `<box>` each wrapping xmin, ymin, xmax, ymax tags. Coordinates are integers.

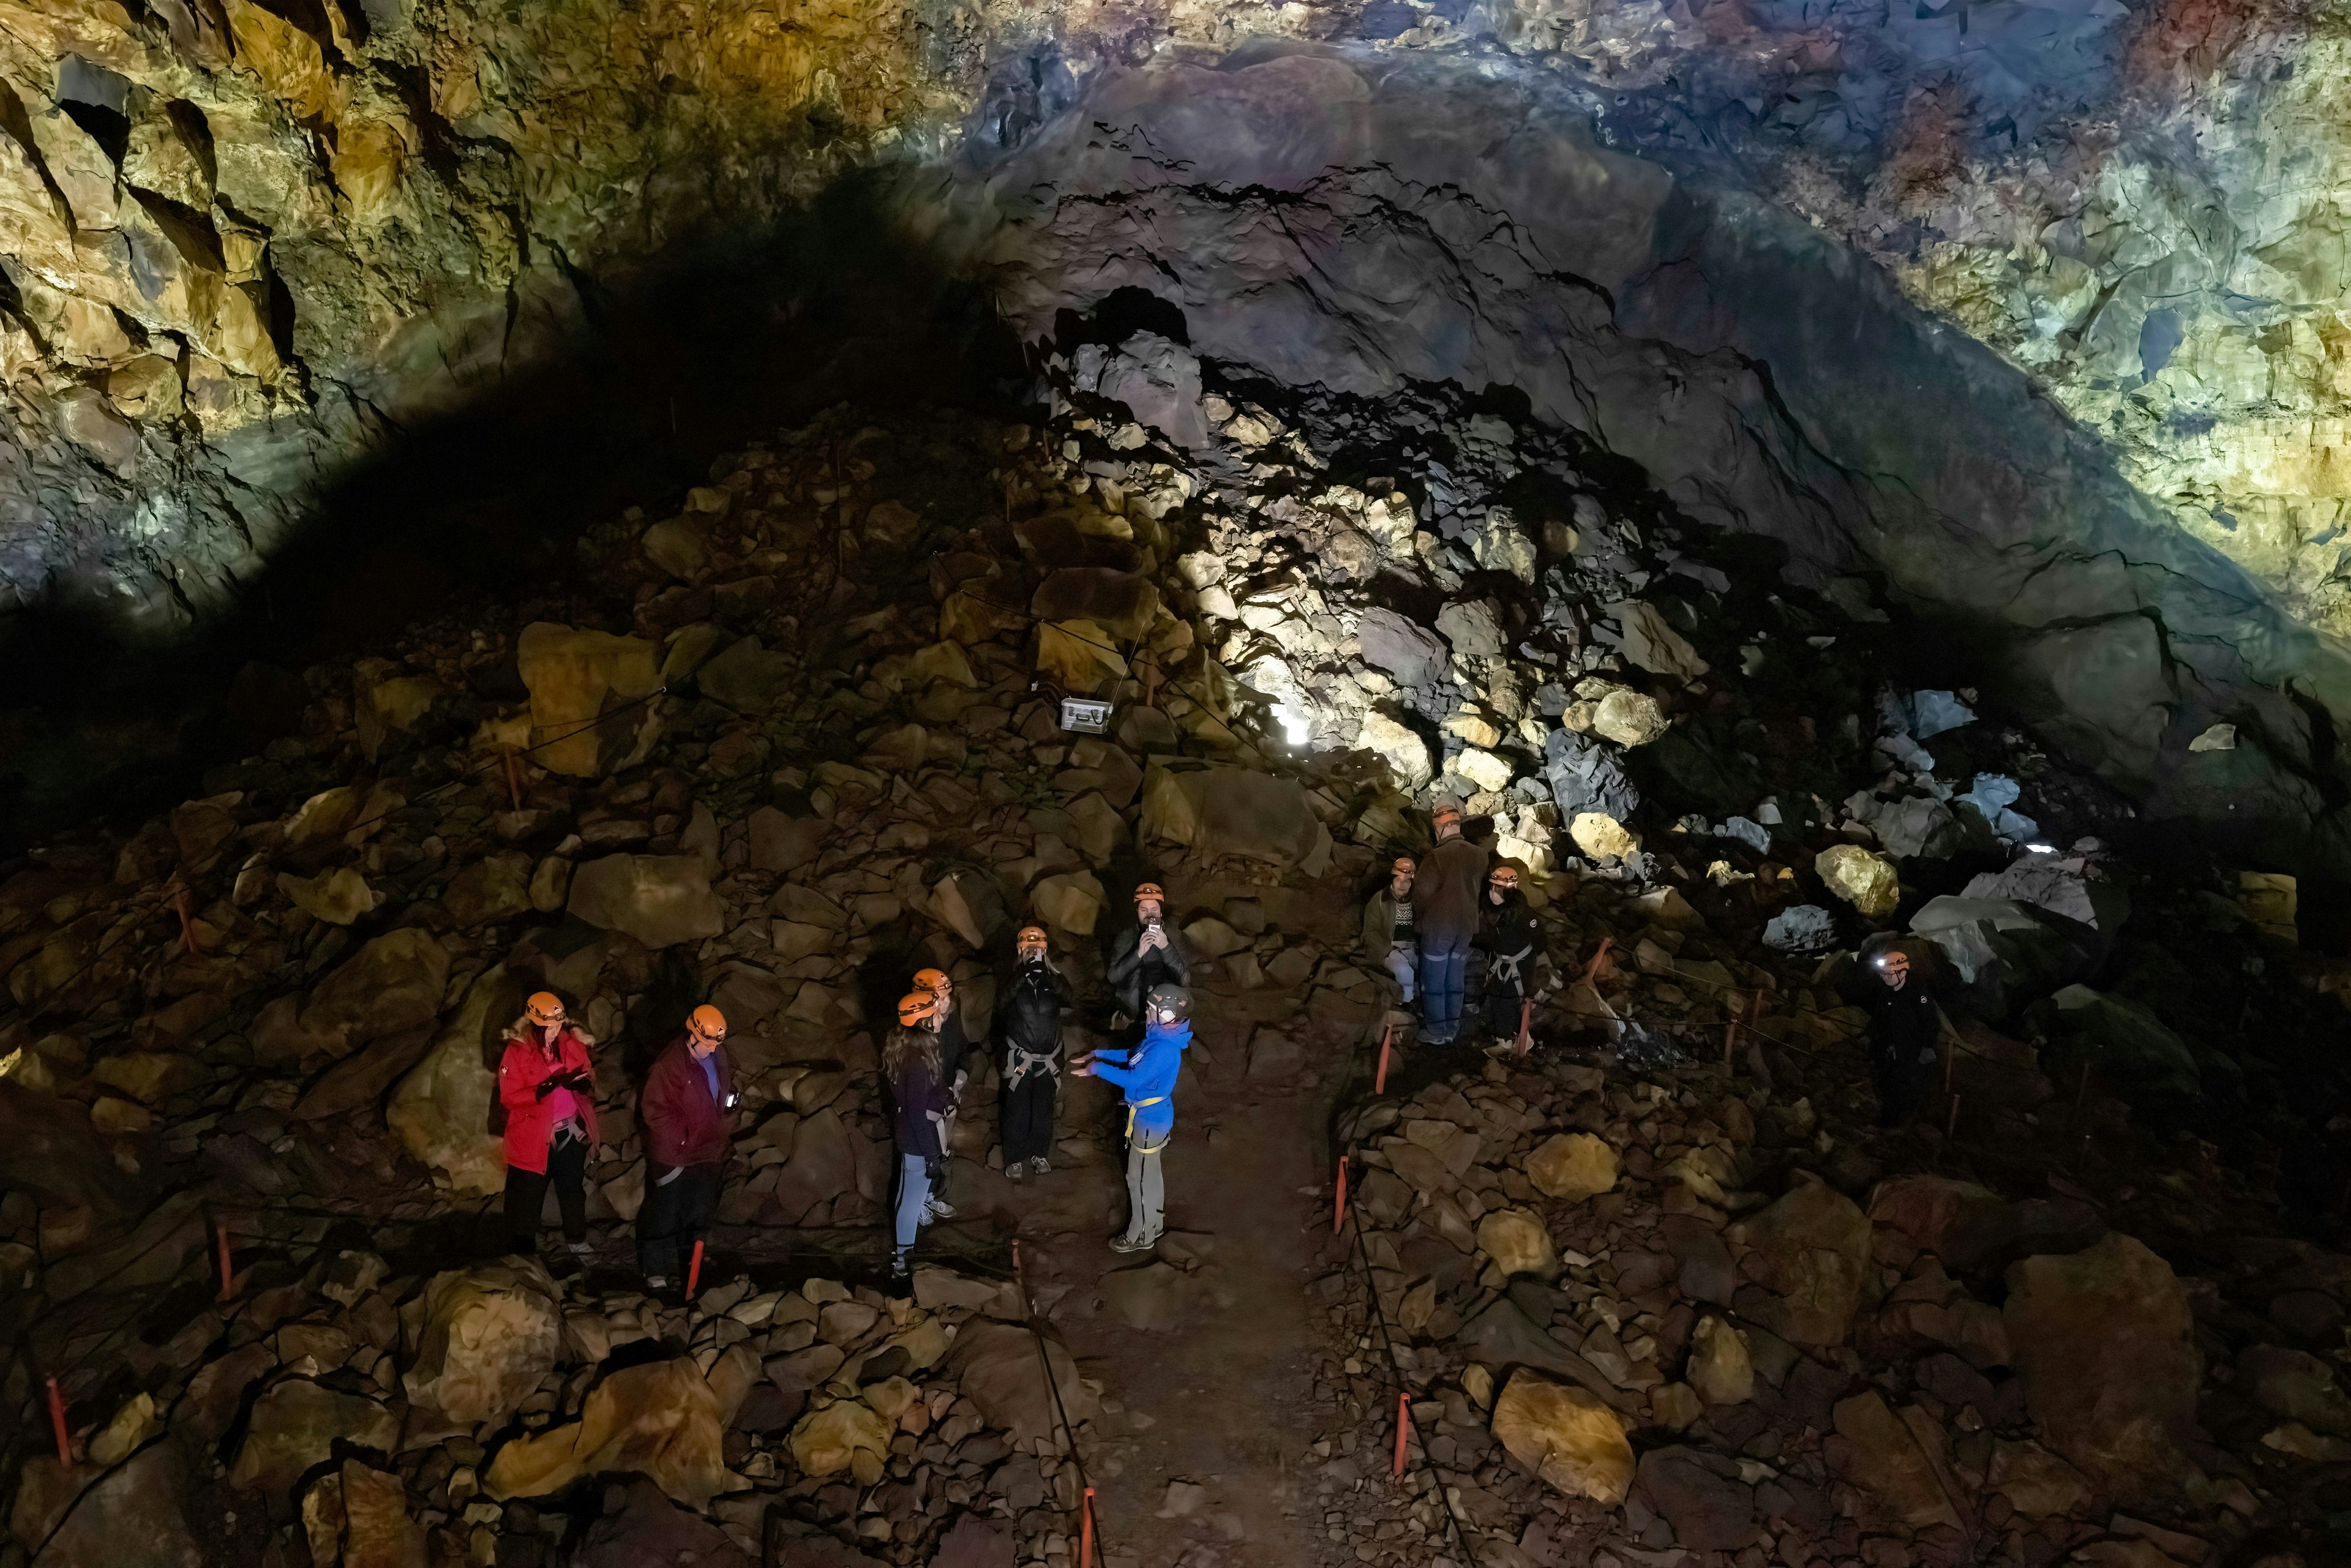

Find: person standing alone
<box><xmin>497</xmin><ymin>992</ymin><xmax>600</xmax><ymax>1260</ymax></box>
<box><xmin>998</xmin><ymin>925</ymin><xmax>1068</xmax><ymax>1181</ymax></box>
<box><xmin>1415</xmin><ymin>803</ymin><xmax>1490</xmax><ymax>1045</ymax></box>
<box><xmin>637</xmin><ymin>1003</ymin><xmax>735</xmax><ymax>1291</ymax></box>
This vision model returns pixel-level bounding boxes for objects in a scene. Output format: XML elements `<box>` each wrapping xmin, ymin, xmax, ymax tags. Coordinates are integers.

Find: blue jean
<box><xmin>892</xmin><ymin>1153</ymin><xmax>931</xmax><ymax>1253</ymax></box>
<box><xmin>1419</xmin><ymin>929</ymin><xmax>1472</xmax><ymax>1040</ymax></box>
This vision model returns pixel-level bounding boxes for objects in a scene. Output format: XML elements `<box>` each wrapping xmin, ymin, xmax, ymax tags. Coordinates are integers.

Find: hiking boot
<box><xmin>1029</xmin><ymin>1156</ymin><xmax>1051</xmax><ymax>1176</ymax></box>
<box><xmin>1108</xmin><ymin>1232</ymin><xmax>1158</xmax><ymax>1254</ymax></box>
<box><xmin>1005</xmin><ymin>1161</ymin><xmax>1026</xmax><ymax>1183</ymax></box>
<box><xmin>924</xmin><ymin>1196</ymin><xmax>958</xmax><ymax>1221</ymax></box>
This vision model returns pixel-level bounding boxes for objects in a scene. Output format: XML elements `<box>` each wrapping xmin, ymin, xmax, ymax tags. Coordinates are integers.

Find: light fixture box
<box><xmin>1059</xmin><ymin>697</ymin><xmax>1112</xmax><ymax>734</ymax></box>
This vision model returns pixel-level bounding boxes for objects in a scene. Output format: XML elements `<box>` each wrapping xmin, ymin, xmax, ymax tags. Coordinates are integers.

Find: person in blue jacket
<box><xmin>1073</xmin><ymin>982</ymin><xmax>1192</xmax><ymax>1253</ymax></box>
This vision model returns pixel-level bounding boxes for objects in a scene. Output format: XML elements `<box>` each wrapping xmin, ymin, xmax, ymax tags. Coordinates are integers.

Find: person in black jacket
<box><xmin>1105</xmin><ymin>882</ymin><xmax>1190</xmax><ymax>1022</ymax></box>
<box><xmin>911</xmin><ymin>967</ymin><xmax>969</xmax><ymax>1221</ymax></box>
<box><xmin>884</xmin><ymin>994</ymin><xmax>951</xmax><ymax>1289</ymax></box>
<box><xmin>1842</xmin><ymin>935</ymin><xmax>1951</xmax><ymax>1128</ymax></box>
<box><xmin>997</xmin><ymin>925</ymin><xmax>1069</xmax><ymax>1180</ymax></box>
<box><xmin>1475</xmin><ymin>865</ymin><xmax>1543</xmax><ymax>1049</ymax></box>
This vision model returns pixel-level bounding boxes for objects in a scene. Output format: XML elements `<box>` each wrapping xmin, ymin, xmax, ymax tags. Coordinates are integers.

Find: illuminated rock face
<box><xmin>3</xmin><ymin>0</ymin><xmax>2350</xmax><ymax>853</ymax></box>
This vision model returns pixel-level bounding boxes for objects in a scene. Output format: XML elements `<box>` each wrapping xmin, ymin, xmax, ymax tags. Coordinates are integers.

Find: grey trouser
<box><xmin>1122</xmin><ymin>1126</ymin><xmax>1169</xmax><ymax>1244</ymax></box>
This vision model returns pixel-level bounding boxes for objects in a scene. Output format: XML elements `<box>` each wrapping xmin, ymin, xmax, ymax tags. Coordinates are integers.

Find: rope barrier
<box><xmin>1008</xmin><ymin>1239</ymin><xmax>1111</xmax><ymax>1566</ymax></box>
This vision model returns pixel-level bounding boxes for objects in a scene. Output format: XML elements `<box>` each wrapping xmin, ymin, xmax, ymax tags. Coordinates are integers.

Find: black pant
<box><xmin>1482</xmin><ymin>985</ymin><xmax>1527</xmax><ymax>1043</ymax></box>
<box><xmin>1001</xmin><ymin>1069</ymin><xmax>1058</xmax><ymax>1165</ymax></box>
<box><xmin>1875</xmin><ymin>1045</ymin><xmax>1929</xmax><ymax>1128</ymax></box>
<box><xmin>636</xmin><ymin>1161</ymin><xmax>722</xmax><ymax>1279</ymax></box>
<box><xmin>504</xmin><ymin>1132</ymin><xmax>588</xmax><ymax>1248</ymax></box>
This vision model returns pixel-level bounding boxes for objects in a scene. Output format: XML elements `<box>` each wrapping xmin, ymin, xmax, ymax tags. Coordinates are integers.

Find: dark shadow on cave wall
<box><xmin>0</xmin><ymin>173</ymin><xmax>1029</xmax><ymax>854</ymax></box>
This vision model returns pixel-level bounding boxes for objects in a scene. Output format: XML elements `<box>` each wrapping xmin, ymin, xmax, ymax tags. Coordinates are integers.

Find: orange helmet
<box><xmin>687</xmin><ymin>1004</ymin><xmax>727</xmax><ymax>1042</ymax></box>
<box><xmin>1392</xmin><ymin>856</ymin><xmax>1416</xmax><ymax>876</ymax></box>
<box><xmin>897</xmin><ymin>991</ymin><xmax>939</xmax><ymax>1026</ymax></box>
<box><xmin>1133</xmin><ymin>882</ymin><xmax>1165</xmax><ymax>904</ymax></box>
<box><xmin>1431</xmin><ymin>802</ymin><xmax>1463</xmax><ymax>828</ymax></box>
<box><xmin>1489</xmin><ymin>865</ymin><xmax>1521</xmax><ymax>889</ymax></box>
<box><xmin>525</xmin><ymin>992</ymin><xmax>566</xmax><ymax>1027</ymax></box>
<box><xmin>1016</xmin><ymin>925</ymin><xmax>1049</xmax><ymax>953</ymax></box>
<box><xmin>912</xmin><ymin>967</ymin><xmax>951</xmax><ymax>996</ymax></box>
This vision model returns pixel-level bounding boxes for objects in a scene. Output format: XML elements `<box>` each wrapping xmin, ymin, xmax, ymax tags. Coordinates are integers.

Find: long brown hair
<box><xmin>880</xmin><ymin>1023</ymin><xmax>940</xmax><ymax>1082</ymax></box>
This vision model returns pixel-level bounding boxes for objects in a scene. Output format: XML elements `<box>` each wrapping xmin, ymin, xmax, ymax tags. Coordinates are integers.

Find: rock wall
<box><xmin>916</xmin><ymin>47</ymin><xmax>2351</xmax><ymax>869</ymax></box>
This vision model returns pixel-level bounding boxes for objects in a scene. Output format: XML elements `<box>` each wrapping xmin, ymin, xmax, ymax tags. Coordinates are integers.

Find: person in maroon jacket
<box><xmin>637</xmin><ymin>1003</ymin><xmax>736</xmax><ymax>1289</ymax></box>
<box><xmin>498</xmin><ymin>991</ymin><xmax>601</xmax><ymax>1258</ymax></box>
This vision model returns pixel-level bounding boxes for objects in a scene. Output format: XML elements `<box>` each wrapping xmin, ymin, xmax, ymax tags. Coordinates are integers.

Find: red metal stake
<box><xmin>1516</xmin><ymin>996</ymin><xmax>1532</xmax><ymax>1057</ymax></box>
<box><xmin>172</xmin><ymin>887</ymin><xmax>203</xmax><ymax>958</ymax></box>
<box><xmin>1078</xmin><ymin>1485</ymin><xmax>1097</xmax><ymax>1568</ymax></box>
<box><xmin>1373</xmin><ymin>1026</ymin><xmax>1393</xmax><ymax>1095</ymax></box>
<box><xmin>1946</xmin><ymin>1092</ymin><xmax>1962</xmax><ymax>1139</ymax></box>
<box><xmin>501</xmin><ymin>746</ymin><xmax>523</xmax><ymax>812</ymax></box>
<box><xmin>45</xmin><ymin>1376</ymin><xmax>70</xmax><ymax>1468</ymax></box>
<box><xmin>686</xmin><ymin>1239</ymin><xmax>704</xmax><ymax>1299</ymax></box>
<box><xmin>1391</xmin><ymin>1392</ymin><xmax>1411</xmax><ymax>1478</ymax></box>
<box><xmin>215</xmin><ymin>1216</ymin><xmax>234</xmax><ymax>1303</ymax></box>
<box><xmin>1333</xmin><ymin>1155</ymin><xmax>1349</xmax><ymax>1235</ymax></box>
<box><xmin>1580</xmin><ymin>936</ymin><xmax>1614</xmax><ymax>987</ymax></box>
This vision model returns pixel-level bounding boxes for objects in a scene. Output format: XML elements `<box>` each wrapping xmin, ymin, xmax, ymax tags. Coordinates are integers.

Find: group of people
<box><xmin>1362</xmin><ymin>801</ymin><xmax>1544</xmax><ymax>1049</ymax></box>
<box><xmin>494</xmin><ymin>799</ymin><xmax>1961</xmax><ymax>1296</ymax></box>
<box><xmin>495</xmin><ymin>882</ymin><xmax>1202</xmax><ymax>1295</ymax></box>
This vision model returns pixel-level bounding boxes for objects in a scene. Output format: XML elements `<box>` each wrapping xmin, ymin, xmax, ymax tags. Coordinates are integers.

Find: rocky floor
<box><xmin>3</xmin><ymin>324</ymin><xmax>2350</xmax><ymax>1568</ymax></box>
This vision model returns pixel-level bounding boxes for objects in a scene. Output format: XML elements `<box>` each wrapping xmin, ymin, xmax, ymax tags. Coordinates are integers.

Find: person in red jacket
<box><xmin>637</xmin><ymin>1003</ymin><xmax>736</xmax><ymax>1290</ymax></box>
<box><xmin>498</xmin><ymin>991</ymin><xmax>601</xmax><ymax>1258</ymax></box>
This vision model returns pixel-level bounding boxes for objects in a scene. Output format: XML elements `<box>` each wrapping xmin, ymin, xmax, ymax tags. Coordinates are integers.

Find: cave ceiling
<box><xmin>0</xmin><ymin>0</ymin><xmax>2342</xmax><ymax>664</ymax></box>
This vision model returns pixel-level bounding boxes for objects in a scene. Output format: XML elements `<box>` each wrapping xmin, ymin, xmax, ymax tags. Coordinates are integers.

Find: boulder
<box><xmin>1141</xmin><ymin>766</ymin><xmax>1326</xmax><ymax>869</ymax></box>
<box><xmin>1030</xmin><ymin>872</ymin><xmax>1107</xmax><ymax>937</ymax></box>
<box><xmin>746</xmin><ymin>809</ymin><xmax>825</xmax><ymax>874</ymax></box>
<box><xmin>1635</xmin><ymin>1446</ymin><xmax>1757</xmax><ymax>1551</ymax></box>
<box><xmin>1686</xmin><ymin>1316</ymin><xmax>1753</xmax><ymax>1405</ymax></box>
<box><xmin>276</xmin><ymin>867</ymin><xmax>380</xmax><ymax>925</ymax></box>
<box><xmin>1476</xmin><ymin>1209</ymin><xmax>1557</xmax><ymax>1278</ymax></box>
<box><xmin>1030</xmin><ymin>568</ymin><xmax>1161</xmax><ymax>639</ymax></box>
<box><xmin>1816</xmin><ymin>844</ymin><xmax>1899</xmax><ymax>919</ymax></box>
<box><xmin>932</xmin><ymin>868</ymin><xmax>1008</xmax><ymax>949</ymax></box>
<box><xmin>387</xmin><ymin>967</ymin><xmax>512</xmax><ymax>1196</ymax></box>
<box><xmin>309</xmin><ymin>1460</ymin><xmax>427</xmax><ymax>1568</ymax></box>
<box><xmin>567</xmin><ymin>855</ymin><xmax>726</xmax><ymax>948</ymax></box>
<box><xmin>1728</xmin><ymin>1176</ymin><xmax>1872</xmax><ymax>1345</ymax></box>
<box><xmin>1355</xmin><ymin>711</ymin><xmax>1433</xmax><ymax>787</ymax></box>
<box><xmin>1490</xmin><ymin>1370</ymin><xmax>1633</xmax><ymax>1503</ymax></box>
<box><xmin>1089</xmin><ymin>332</ymin><xmax>1209</xmax><ymax>448</ymax></box>
<box><xmin>2024</xmin><ymin>986</ymin><xmax>2201</xmax><ymax>1104</ymax></box>
<box><xmin>1591</xmin><ymin>689</ymin><xmax>1670</xmax><ymax>748</ymax></box>
<box><xmin>789</xmin><ymin>1398</ymin><xmax>893</xmax><ymax>1485</ymax></box>
<box><xmin>2003</xmin><ymin>1233</ymin><xmax>2198</xmax><ymax>1502</ymax></box>
<box><xmin>1603</xmin><ymin>601</ymin><xmax>1709</xmax><ymax>680</ymax></box>
<box><xmin>231</xmin><ymin>1380</ymin><xmax>398</xmax><ymax>1495</ymax></box>
<box><xmin>2237</xmin><ymin>1345</ymin><xmax>2351</xmax><ymax>1436</ymax></box>
<box><xmin>18</xmin><ymin>1444</ymin><xmax>201</xmax><ymax>1568</ymax></box>
<box><xmin>695</xmin><ymin>636</ymin><xmax>796</xmax><ymax>713</ymax></box>
<box><xmin>1659</xmin><ymin>1216</ymin><xmax>1736</xmax><ymax>1307</ymax></box>
<box><xmin>1866</xmin><ymin>1176</ymin><xmax>2019</xmax><ymax>1274</ymax></box>
<box><xmin>573</xmin><ymin>1478</ymin><xmax>751</xmax><ymax>1568</ymax></box>
<box><xmin>1526</xmin><ymin>1133</ymin><xmax>1619</xmax><ymax>1201</ymax></box>
<box><xmin>298</xmin><ymin>929</ymin><xmax>451</xmax><ymax>1058</ymax></box>
<box><xmin>442</xmin><ymin>852</ymin><xmax>534</xmax><ymax>928</ymax></box>
<box><xmin>1830</xmin><ymin>1390</ymin><xmax>1962</xmax><ymax>1530</ymax></box>
<box><xmin>1988</xmin><ymin>1439</ymin><xmax>2094</xmax><ymax>1518</ymax></box>
<box><xmin>1544</xmin><ymin>729</ymin><xmax>1639</xmax><ymax>822</ymax></box>
<box><xmin>486</xmin><ymin>1358</ymin><xmax>725</xmax><ymax>1509</ymax></box>
<box><xmin>1034</xmin><ymin>619</ymin><xmax>1128</xmax><ymax>689</ymax></box>
<box><xmin>400</xmin><ymin>1259</ymin><xmax>563</xmax><ymax>1425</ymax></box>
<box><xmin>1963</xmin><ymin>855</ymin><xmax>2129</xmax><ymax>932</ymax></box>
<box><xmin>516</xmin><ymin>623</ymin><xmax>662</xmax><ymax>777</ymax></box>
<box><xmin>1568</xmin><ymin>812</ymin><xmax>1639</xmax><ymax>861</ymax></box>
<box><xmin>948</xmin><ymin>1322</ymin><xmax>1100</xmax><ymax>1446</ymax></box>
<box><xmin>1357</xmin><ymin>609</ymin><xmax>1449</xmax><ymax>686</ymax></box>
<box><xmin>1435</xmin><ymin>599</ymin><xmax>1505</xmax><ymax>658</ymax></box>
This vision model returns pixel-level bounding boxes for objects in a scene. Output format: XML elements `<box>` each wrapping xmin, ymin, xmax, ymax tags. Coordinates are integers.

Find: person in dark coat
<box><xmin>912</xmin><ymin>967</ymin><xmax>970</xmax><ymax>1221</ymax></box>
<box><xmin>497</xmin><ymin>991</ymin><xmax>601</xmax><ymax>1259</ymax></box>
<box><xmin>1415</xmin><ymin>803</ymin><xmax>1490</xmax><ymax>1045</ymax></box>
<box><xmin>636</xmin><ymin>1004</ymin><xmax>735</xmax><ymax>1290</ymax></box>
<box><xmin>1360</xmin><ymin>855</ymin><xmax>1419</xmax><ymax>1008</ymax></box>
<box><xmin>1105</xmin><ymin>881</ymin><xmax>1190</xmax><ymax>1021</ymax></box>
<box><xmin>1843</xmin><ymin>936</ymin><xmax>1951</xmax><ymax>1128</ymax></box>
<box><xmin>998</xmin><ymin>925</ymin><xmax>1069</xmax><ymax>1180</ymax></box>
<box><xmin>885</xmin><ymin>994</ymin><xmax>952</xmax><ymax>1289</ymax></box>
<box><xmin>1474</xmin><ymin>865</ymin><xmax>1543</xmax><ymax>1049</ymax></box>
